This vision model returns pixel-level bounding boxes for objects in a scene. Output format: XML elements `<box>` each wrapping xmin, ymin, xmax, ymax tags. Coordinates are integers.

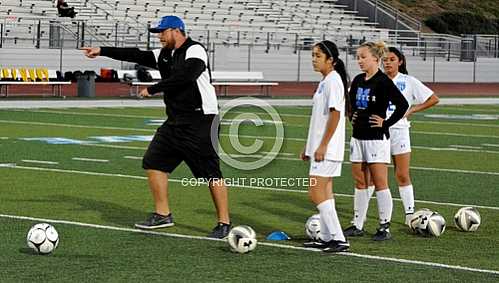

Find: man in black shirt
<box><xmin>82</xmin><ymin>16</ymin><xmax>231</xmax><ymax>238</ymax></box>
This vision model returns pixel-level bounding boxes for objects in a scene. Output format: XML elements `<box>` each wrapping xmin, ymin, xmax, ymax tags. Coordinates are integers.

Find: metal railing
<box><xmin>1</xmin><ymin>14</ymin><xmax>498</xmax><ymax>62</ymax></box>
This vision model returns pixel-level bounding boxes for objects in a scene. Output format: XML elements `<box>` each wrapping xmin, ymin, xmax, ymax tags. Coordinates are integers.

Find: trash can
<box><xmin>76</xmin><ymin>70</ymin><xmax>96</xmax><ymax>97</ymax></box>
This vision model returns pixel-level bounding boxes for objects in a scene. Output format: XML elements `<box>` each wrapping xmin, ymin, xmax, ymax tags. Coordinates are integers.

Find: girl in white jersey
<box><xmin>301</xmin><ymin>40</ymin><xmax>349</xmax><ymax>252</ymax></box>
<box><xmin>383</xmin><ymin>47</ymin><xmax>439</xmax><ymax>225</ymax></box>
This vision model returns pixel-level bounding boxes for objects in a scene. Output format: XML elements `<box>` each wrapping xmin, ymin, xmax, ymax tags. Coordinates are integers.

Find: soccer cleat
<box><xmin>134</xmin><ymin>213</ymin><xmax>174</xmax><ymax>230</ymax></box>
<box><xmin>207</xmin><ymin>222</ymin><xmax>231</xmax><ymax>239</ymax></box>
<box><xmin>343</xmin><ymin>225</ymin><xmax>365</xmax><ymax>237</ymax></box>
<box><xmin>303</xmin><ymin>239</ymin><xmax>329</xmax><ymax>249</ymax></box>
<box><xmin>322</xmin><ymin>240</ymin><xmax>350</xmax><ymax>253</ymax></box>
<box><xmin>405</xmin><ymin>213</ymin><xmax>414</xmax><ymax>226</ymax></box>
<box><xmin>373</xmin><ymin>223</ymin><xmax>392</xmax><ymax>241</ymax></box>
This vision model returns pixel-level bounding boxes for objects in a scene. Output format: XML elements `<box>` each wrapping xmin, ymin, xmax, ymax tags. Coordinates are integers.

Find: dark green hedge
<box><xmin>424</xmin><ymin>12</ymin><xmax>498</xmax><ymax>35</ymax></box>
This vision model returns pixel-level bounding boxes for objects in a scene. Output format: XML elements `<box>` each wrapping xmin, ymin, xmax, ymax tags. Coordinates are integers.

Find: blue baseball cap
<box><xmin>149</xmin><ymin>15</ymin><xmax>185</xmax><ymax>33</ymax></box>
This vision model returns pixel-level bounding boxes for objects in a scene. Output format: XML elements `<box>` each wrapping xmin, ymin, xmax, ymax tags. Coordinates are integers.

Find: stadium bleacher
<box><xmin>1</xmin><ymin>0</ymin><xmax>388</xmax><ymax>48</ymax></box>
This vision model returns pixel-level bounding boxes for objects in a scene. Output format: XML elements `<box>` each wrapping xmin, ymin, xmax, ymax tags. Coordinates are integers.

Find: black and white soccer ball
<box><xmin>454</xmin><ymin>207</ymin><xmax>481</xmax><ymax>232</ymax></box>
<box><xmin>410</xmin><ymin>209</ymin><xmax>446</xmax><ymax>237</ymax></box>
<box><xmin>426</xmin><ymin>212</ymin><xmax>446</xmax><ymax>237</ymax></box>
<box><xmin>227</xmin><ymin>225</ymin><xmax>257</xmax><ymax>254</ymax></box>
<box><xmin>26</xmin><ymin>223</ymin><xmax>59</xmax><ymax>254</ymax></box>
<box><xmin>305</xmin><ymin>214</ymin><xmax>321</xmax><ymax>240</ymax></box>
<box><xmin>409</xmin><ymin>208</ymin><xmax>433</xmax><ymax>236</ymax></box>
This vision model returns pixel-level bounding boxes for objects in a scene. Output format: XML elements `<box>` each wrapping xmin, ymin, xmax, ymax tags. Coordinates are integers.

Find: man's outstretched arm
<box><xmin>81</xmin><ymin>47</ymin><xmax>158</xmax><ymax>69</ymax></box>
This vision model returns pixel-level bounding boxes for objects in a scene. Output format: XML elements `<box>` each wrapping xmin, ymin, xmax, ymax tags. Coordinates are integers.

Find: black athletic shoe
<box><xmin>343</xmin><ymin>225</ymin><xmax>365</xmax><ymax>237</ymax></box>
<box><xmin>207</xmin><ymin>222</ymin><xmax>231</xmax><ymax>239</ymax></box>
<box><xmin>323</xmin><ymin>240</ymin><xmax>350</xmax><ymax>253</ymax></box>
<box><xmin>303</xmin><ymin>239</ymin><xmax>329</xmax><ymax>249</ymax></box>
<box><xmin>134</xmin><ymin>213</ymin><xmax>174</xmax><ymax>230</ymax></box>
<box><xmin>373</xmin><ymin>223</ymin><xmax>392</xmax><ymax>241</ymax></box>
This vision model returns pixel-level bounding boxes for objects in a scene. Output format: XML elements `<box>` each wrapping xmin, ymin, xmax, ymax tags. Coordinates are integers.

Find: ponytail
<box><xmin>388</xmin><ymin>47</ymin><xmax>408</xmax><ymax>74</ymax></box>
<box><xmin>315</xmin><ymin>40</ymin><xmax>350</xmax><ymax>116</ymax></box>
<box><xmin>360</xmin><ymin>41</ymin><xmax>388</xmax><ymax>61</ymax></box>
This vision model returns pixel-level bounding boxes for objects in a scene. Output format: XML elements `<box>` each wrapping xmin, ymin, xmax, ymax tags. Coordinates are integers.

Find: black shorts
<box><xmin>142</xmin><ymin>114</ymin><xmax>222</xmax><ymax>180</ymax></box>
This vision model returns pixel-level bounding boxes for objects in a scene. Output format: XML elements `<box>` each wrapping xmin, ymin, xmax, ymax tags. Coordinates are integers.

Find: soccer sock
<box><xmin>367</xmin><ymin>185</ymin><xmax>375</xmax><ymax>199</ymax></box>
<box><xmin>376</xmin><ymin>189</ymin><xmax>393</xmax><ymax>225</ymax></box>
<box><xmin>318</xmin><ymin>210</ymin><xmax>332</xmax><ymax>242</ymax></box>
<box><xmin>317</xmin><ymin>199</ymin><xmax>346</xmax><ymax>242</ymax></box>
<box><xmin>353</xmin><ymin>188</ymin><xmax>370</xmax><ymax>230</ymax></box>
<box><xmin>329</xmin><ymin>198</ymin><xmax>346</xmax><ymax>242</ymax></box>
<box><xmin>399</xmin><ymin>184</ymin><xmax>415</xmax><ymax>214</ymax></box>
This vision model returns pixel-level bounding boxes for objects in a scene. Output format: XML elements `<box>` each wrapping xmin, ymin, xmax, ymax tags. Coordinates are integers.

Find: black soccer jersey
<box><xmin>349</xmin><ymin>70</ymin><xmax>409</xmax><ymax>140</ymax></box>
<box><xmin>100</xmin><ymin>38</ymin><xmax>218</xmax><ymax>126</ymax></box>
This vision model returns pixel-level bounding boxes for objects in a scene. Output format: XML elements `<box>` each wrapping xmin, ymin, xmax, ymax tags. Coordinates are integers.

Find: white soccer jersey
<box><xmin>305</xmin><ymin>71</ymin><xmax>345</xmax><ymax>161</ymax></box>
<box><xmin>386</xmin><ymin>73</ymin><xmax>433</xmax><ymax>128</ymax></box>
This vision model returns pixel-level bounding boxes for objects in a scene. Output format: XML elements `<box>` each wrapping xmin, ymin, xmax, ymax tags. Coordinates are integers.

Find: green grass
<box><xmin>0</xmin><ymin>104</ymin><xmax>498</xmax><ymax>281</ymax></box>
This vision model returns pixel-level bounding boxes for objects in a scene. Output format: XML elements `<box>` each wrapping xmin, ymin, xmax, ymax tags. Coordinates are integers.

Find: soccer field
<box><xmin>0</xmin><ymin>103</ymin><xmax>498</xmax><ymax>281</ymax></box>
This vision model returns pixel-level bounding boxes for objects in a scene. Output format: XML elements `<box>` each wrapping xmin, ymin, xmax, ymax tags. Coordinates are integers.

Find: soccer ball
<box><xmin>454</xmin><ymin>207</ymin><xmax>481</xmax><ymax>232</ymax></box>
<box><xmin>26</xmin><ymin>223</ymin><xmax>59</xmax><ymax>254</ymax></box>
<box><xmin>227</xmin><ymin>225</ymin><xmax>257</xmax><ymax>254</ymax></box>
<box><xmin>410</xmin><ymin>209</ymin><xmax>446</xmax><ymax>237</ymax></box>
<box><xmin>409</xmin><ymin>208</ymin><xmax>433</xmax><ymax>236</ymax></box>
<box><xmin>426</xmin><ymin>212</ymin><xmax>446</xmax><ymax>237</ymax></box>
<box><xmin>305</xmin><ymin>214</ymin><xmax>321</xmax><ymax>240</ymax></box>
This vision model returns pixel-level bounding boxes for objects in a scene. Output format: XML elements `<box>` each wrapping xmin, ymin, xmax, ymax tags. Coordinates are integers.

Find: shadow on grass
<box><xmin>9</xmin><ymin>195</ymin><xmax>145</xmax><ymax>227</ymax></box>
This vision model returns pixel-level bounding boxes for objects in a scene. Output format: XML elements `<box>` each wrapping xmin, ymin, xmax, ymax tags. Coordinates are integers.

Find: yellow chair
<box><xmin>11</xmin><ymin>68</ymin><xmax>17</xmax><ymax>80</ymax></box>
<box><xmin>28</xmin><ymin>68</ymin><xmax>37</xmax><ymax>82</ymax></box>
<box><xmin>19</xmin><ymin>68</ymin><xmax>28</xmax><ymax>82</ymax></box>
<box><xmin>1</xmin><ymin>68</ymin><xmax>9</xmax><ymax>79</ymax></box>
<box><xmin>36</xmin><ymin>68</ymin><xmax>46</xmax><ymax>81</ymax></box>
<box><xmin>41</xmin><ymin>68</ymin><xmax>49</xmax><ymax>81</ymax></box>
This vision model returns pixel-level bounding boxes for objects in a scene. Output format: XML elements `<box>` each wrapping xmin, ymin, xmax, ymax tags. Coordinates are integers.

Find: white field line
<box><xmin>15</xmin><ymin>109</ymin><xmax>499</xmax><ymax>129</ymax></box>
<box><xmin>411</xmin><ymin>130</ymin><xmax>499</xmax><ymax>139</ymax></box>
<box><xmin>1</xmin><ymin>213</ymin><xmax>498</xmax><ymax>276</ymax></box>
<box><xmin>437</xmin><ymin>106</ymin><xmax>499</xmax><ymax>113</ymax></box>
<box><xmin>483</xmin><ymin>144</ymin><xmax>499</xmax><ymax>147</ymax></box>
<box><xmin>124</xmin><ymin>156</ymin><xmax>143</xmax><ymax>160</ymax></box>
<box><xmin>1</xmin><ymin>117</ymin><xmax>498</xmax><ymax>140</ymax></box>
<box><xmin>0</xmin><ymin>137</ymin><xmax>8</xmax><ymax>140</ymax></box>
<box><xmin>0</xmin><ymin>164</ymin><xmax>498</xmax><ymax>211</ymax></box>
<box><xmin>6</xmin><ymin>126</ymin><xmax>497</xmax><ymax>154</ymax></box>
<box><xmin>412</xmin><ymin>120</ymin><xmax>499</xmax><ymax>128</ymax></box>
<box><xmin>72</xmin><ymin>157</ymin><xmax>109</xmax><ymax>163</ymax></box>
<box><xmin>449</xmin><ymin>145</ymin><xmax>483</xmax><ymax>150</ymax></box>
<box><xmin>0</xmin><ymin>97</ymin><xmax>498</xmax><ymax>109</ymax></box>
<box><xmin>80</xmin><ymin>143</ymin><xmax>499</xmax><ymax>176</ymax></box>
<box><xmin>410</xmin><ymin>145</ymin><xmax>499</xmax><ymax>154</ymax></box>
<box><xmin>0</xmin><ymin>120</ymin><xmax>153</xmax><ymax>132</ymax></box>
<box><xmin>81</xmin><ymin>140</ymin><xmax>499</xmax><ymax>155</ymax></box>
<box><xmin>231</xmin><ymin>110</ymin><xmax>499</xmax><ymax>127</ymax></box>
<box><xmin>21</xmin><ymin>160</ymin><xmax>59</xmax><ymax>165</ymax></box>
<box><xmin>8</xmin><ymin>109</ymin><xmax>163</xmax><ymax>119</ymax></box>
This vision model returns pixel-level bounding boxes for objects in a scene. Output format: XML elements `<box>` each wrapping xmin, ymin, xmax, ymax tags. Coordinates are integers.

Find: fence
<box><xmin>2</xmin><ymin>41</ymin><xmax>499</xmax><ymax>83</ymax></box>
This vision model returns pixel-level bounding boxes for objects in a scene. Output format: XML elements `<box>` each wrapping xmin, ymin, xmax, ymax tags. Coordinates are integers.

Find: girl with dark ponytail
<box><xmin>315</xmin><ymin>41</ymin><xmax>349</xmax><ymax>109</ymax></box>
<box><xmin>375</xmin><ymin>47</ymin><xmax>439</xmax><ymax>226</ymax></box>
<box><xmin>300</xmin><ymin>40</ymin><xmax>349</xmax><ymax>253</ymax></box>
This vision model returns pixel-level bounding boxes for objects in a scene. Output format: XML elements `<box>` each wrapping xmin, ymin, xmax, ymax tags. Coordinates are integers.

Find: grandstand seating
<box><xmin>1</xmin><ymin>0</ymin><xmax>389</xmax><ymax>48</ymax></box>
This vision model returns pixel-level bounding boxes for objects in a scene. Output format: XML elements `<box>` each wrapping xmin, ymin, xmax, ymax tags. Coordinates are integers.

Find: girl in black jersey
<box><xmin>343</xmin><ymin>41</ymin><xmax>408</xmax><ymax>241</ymax></box>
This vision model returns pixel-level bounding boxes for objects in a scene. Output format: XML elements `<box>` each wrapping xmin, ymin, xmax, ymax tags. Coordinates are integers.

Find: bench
<box><xmin>212</xmin><ymin>71</ymin><xmax>279</xmax><ymax>96</ymax></box>
<box><xmin>118</xmin><ymin>70</ymin><xmax>278</xmax><ymax>97</ymax></box>
<box><xmin>0</xmin><ymin>69</ymin><xmax>71</xmax><ymax>97</ymax></box>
